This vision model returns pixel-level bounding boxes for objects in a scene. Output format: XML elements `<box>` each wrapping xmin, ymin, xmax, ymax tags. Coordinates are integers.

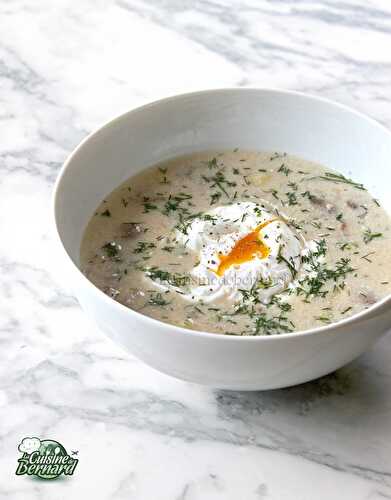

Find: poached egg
<box><xmin>150</xmin><ymin>202</ymin><xmax>305</xmax><ymax>304</ymax></box>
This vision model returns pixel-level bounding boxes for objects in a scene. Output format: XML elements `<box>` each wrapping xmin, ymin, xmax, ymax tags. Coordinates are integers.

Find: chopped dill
<box><xmin>317</xmin><ymin>172</ymin><xmax>365</xmax><ymax>190</ymax></box>
<box><xmin>144</xmin><ymin>266</ymin><xmax>189</xmax><ymax>287</ymax></box>
<box><xmin>277</xmin><ymin>245</ymin><xmax>297</xmax><ymax>278</ymax></box>
<box><xmin>203</xmin><ymin>170</ymin><xmax>236</xmax><ymax>198</ymax></box>
<box><xmin>143</xmin><ymin>197</ymin><xmax>158</xmax><ymax>213</ymax></box>
<box><xmin>133</xmin><ymin>241</ymin><xmax>156</xmax><ymax>254</ymax></box>
<box><xmin>146</xmin><ymin>292</ymin><xmax>171</xmax><ymax>307</ymax></box>
<box><xmin>363</xmin><ymin>229</ymin><xmax>383</xmax><ymax>244</ymax></box>
<box><xmin>101</xmin><ymin>241</ymin><xmax>120</xmax><ymax>258</ymax></box>
<box><xmin>286</xmin><ymin>191</ymin><xmax>298</xmax><ymax>206</ymax></box>
<box><xmin>278</xmin><ymin>164</ymin><xmax>291</xmax><ymax>176</ymax></box>
<box><xmin>210</xmin><ymin>192</ymin><xmax>222</xmax><ymax>205</ymax></box>
<box><xmin>207</xmin><ymin>157</ymin><xmax>218</xmax><ymax>169</ymax></box>
<box><xmin>252</xmin><ymin>313</ymin><xmax>293</xmax><ymax>335</ymax></box>
<box><xmin>270</xmin><ymin>152</ymin><xmax>287</xmax><ymax>161</ymax></box>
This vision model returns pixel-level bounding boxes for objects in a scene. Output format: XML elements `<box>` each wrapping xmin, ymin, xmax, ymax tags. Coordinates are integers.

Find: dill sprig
<box><xmin>146</xmin><ymin>292</ymin><xmax>171</xmax><ymax>307</ymax></box>
<box><xmin>101</xmin><ymin>241</ymin><xmax>120</xmax><ymax>258</ymax></box>
<box><xmin>296</xmin><ymin>257</ymin><xmax>355</xmax><ymax>299</ymax></box>
<box><xmin>277</xmin><ymin>245</ymin><xmax>297</xmax><ymax>278</ymax></box>
<box><xmin>202</xmin><ymin>170</ymin><xmax>236</xmax><ymax>198</ymax></box>
<box><xmin>133</xmin><ymin>241</ymin><xmax>156</xmax><ymax>254</ymax></box>
<box><xmin>253</xmin><ymin>313</ymin><xmax>293</xmax><ymax>335</ymax></box>
<box><xmin>144</xmin><ymin>266</ymin><xmax>189</xmax><ymax>287</ymax></box>
<box><xmin>317</xmin><ymin>172</ymin><xmax>365</xmax><ymax>190</ymax></box>
<box><xmin>278</xmin><ymin>164</ymin><xmax>291</xmax><ymax>176</ymax></box>
<box><xmin>363</xmin><ymin>229</ymin><xmax>383</xmax><ymax>244</ymax></box>
<box><xmin>163</xmin><ymin>192</ymin><xmax>192</xmax><ymax>216</ymax></box>
<box><xmin>174</xmin><ymin>212</ymin><xmax>217</xmax><ymax>235</ymax></box>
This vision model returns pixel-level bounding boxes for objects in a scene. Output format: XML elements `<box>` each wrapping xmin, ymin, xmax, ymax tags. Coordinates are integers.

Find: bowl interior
<box><xmin>54</xmin><ymin>89</ymin><xmax>391</xmax><ymax>267</ymax></box>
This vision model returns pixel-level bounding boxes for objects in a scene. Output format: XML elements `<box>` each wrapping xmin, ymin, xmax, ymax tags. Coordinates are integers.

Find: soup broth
<box><xmin>80</xmin><ymin>151</ymin><xmax>391</xmax><ymax>335</ymax></box>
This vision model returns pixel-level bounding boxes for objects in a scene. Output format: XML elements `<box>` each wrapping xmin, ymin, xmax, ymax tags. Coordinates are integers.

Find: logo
<box><xmin>16</xmin><ymin>437</ymin><xmax>79</xmax><ymax>480</ymax></box>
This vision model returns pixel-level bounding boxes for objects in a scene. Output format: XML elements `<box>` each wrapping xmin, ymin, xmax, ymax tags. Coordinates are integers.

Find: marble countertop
<box><xmin>1</xmin><ymin>1</ymin><xmax>391</xmax><ymax>498</ymax></box>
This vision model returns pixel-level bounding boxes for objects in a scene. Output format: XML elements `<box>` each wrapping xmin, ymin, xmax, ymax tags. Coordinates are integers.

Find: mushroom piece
<box><xmin>120</xmin><ymin>222</ymin><xmax>144</xmax><ymax>238</ymax></box>
<box><xmin>308</xmin><ymin>194</ymin><xmax>335</xmax><ymax>213</ymax></box>
<box><xmin>104</xmin><ymin>286</ymin><xmax>120</xmax><ymax>299</ymax></box>
<box><xmin>309</xmin><ymin>194</ymin><xmax>325</xmax><ymax>207</ymax></box>
<box><xmin>358</xmin><ymin>205</ymin><xmax>368</xmax><ymax>219</ymax></box>
<box><xmin>347</xmin><ymin>200</ymin><xmax>368</xmax><ymax>218</ymax></box>
<box><xmin>359</xmin><ymin>289</ymin><xmax>378</xmax><ymax>306</ymax></box>
<box><xmin>125</xmin><ymin>289</ymin><xmax>146</xmax><ymax>309</ymax></box>
<box><xmin>347</xmin><ymin>200</ymin><xmax>358</xmax><ymax>209</ymax></box>
<box><xmin>326</xmin><ymin>203</ymin><xmax>336</xmax><ymax>214</ymax></box>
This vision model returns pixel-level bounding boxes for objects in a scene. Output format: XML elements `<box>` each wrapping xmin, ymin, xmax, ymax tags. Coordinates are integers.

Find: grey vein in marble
<box><xmin>1</xmin><ymin>1</ymin><xmax>391</xmax><ymax>499</ymax></box>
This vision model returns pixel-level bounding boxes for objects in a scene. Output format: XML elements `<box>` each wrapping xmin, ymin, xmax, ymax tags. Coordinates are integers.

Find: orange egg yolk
<box><xmin>216</xmin><ymin>219</ymin><xmax>277</xmax><ymax>276</ymax></box>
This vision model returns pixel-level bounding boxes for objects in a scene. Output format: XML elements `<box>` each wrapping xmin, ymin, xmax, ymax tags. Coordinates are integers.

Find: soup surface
<box><xmin>80</xmin><ymin>151</ymin><xmax>391</xmax><ymax>335</ymax></box>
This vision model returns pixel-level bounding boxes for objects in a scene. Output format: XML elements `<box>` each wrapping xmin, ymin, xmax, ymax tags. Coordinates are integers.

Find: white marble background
<box><xmin>1</xmin><ymin>1</ymin><xmax>391</xmax><ymax>498</ymax></box>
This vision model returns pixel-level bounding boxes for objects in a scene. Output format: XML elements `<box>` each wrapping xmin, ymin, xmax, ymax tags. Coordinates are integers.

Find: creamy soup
<box><xmin>80</xmin><ymin>151</ymin><xmax>391</xmax><ymax>335</ymax></box>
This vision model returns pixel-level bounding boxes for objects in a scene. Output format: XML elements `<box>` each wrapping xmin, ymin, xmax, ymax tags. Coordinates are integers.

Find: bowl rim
<box><xmin>53</xmin><ymin>86</ymin><xmax>391</xmax><ymax>342</ymax></box>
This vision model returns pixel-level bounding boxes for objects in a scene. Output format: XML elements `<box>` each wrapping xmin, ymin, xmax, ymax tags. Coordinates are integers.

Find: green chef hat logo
<box><xmin>16</xmin><ymin>437</ymin><xmax>78</xmax><ymax>480</ymax></box>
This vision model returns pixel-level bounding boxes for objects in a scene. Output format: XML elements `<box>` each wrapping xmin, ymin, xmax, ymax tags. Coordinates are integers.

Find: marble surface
<box><xmin>1</xmin><ymin>1</ymin><xmax>391</xmax><ymax>498</ymax></box>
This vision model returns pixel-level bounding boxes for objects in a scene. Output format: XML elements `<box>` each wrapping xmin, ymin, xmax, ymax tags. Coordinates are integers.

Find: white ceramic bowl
<box><xmin>53</xmin><ymin>88</ymin><xmax>391</xmax><ymax>390</ymax></box>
